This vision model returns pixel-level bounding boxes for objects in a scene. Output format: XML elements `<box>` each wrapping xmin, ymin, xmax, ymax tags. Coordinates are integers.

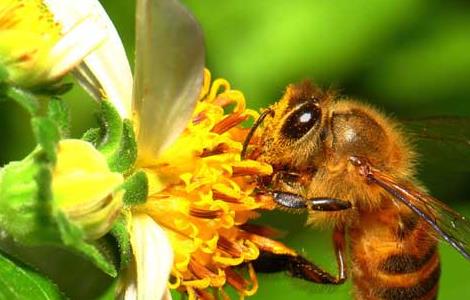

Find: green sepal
<box><xmin>56</xmin><ymin>213</ymin><xmax>117</xmax><ymax>277</ymax></box>
<box><xmin>96</xmin><ymin>100</ymin><xmax>123</xmax><ymax>157</ymax></box>
<box><xmin>0</xmin><ymin>149</ymin><xmax>59</xmax><ymax>245</ymax></box>
<box><xmin>81</xmin><ymin>127</ymin><xmax>102</xmax><ymax>144</ymax></box>
<box><xmin>83</xmin><ymin>100</ymin><xmax>137</xmax><ymax>174</ymax></box>
<box><xmin>5</xmin><ymin>86</ymin><xmax>39</xmax><ymax>115</ymax></box>
<box><xmin>0</xmin><ymin>87</ymin><xmax>136</xmax><ymax>279</ymax></box>
<box><xmin>47</xmin><ymin>98</ymin><xmax>71</xmax><ymax>138</ymax></box>
<box><xmin>0</xmin><ymin>251</ymin><xmax>64</xmax><ymax>300</ymax></box>
<box><xmin>31</xmin><ymin>82</ymin><xmax>73</xmax><ymax>96</ymax></box>
<box><xmin>0</xmin><ymin>114</ymin><xmax>123</xmax><ymax>276</ymax></box>
<box><xmin>122</xmin><ymin>170</ymin><xmax>148</xmax><ymax>206</ymax></box>
<box><xmin>110</xmin><ymin>213</ymin><xmax>131</xmax><ymax>269</ymax></box>
<box><xmin>0</xmin><ymin>148</ymin><xmax>119</xmax><ymax>276</ymax></box>
<box><xmin>107</xmin><ymin>120</ymin><xmax>138</xmax><ymax>174</ymax></box>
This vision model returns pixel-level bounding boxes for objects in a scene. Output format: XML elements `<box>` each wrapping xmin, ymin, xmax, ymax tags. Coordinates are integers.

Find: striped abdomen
<box><xmin>349</xmin><ymin>200</ymin><xmax>440</xmax><ymax>300</ymax></box>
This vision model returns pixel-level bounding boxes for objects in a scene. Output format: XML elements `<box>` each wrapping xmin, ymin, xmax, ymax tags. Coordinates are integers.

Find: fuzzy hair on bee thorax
<box><xmin>256</xmin><ymin>81</ymin><xmax>418</xmax><ymax>227</ymax></box>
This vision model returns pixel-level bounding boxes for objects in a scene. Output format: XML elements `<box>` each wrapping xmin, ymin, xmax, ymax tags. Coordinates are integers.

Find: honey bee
<box><xmin>242</xmin><ymin>81</ymin><xmax>470</xmax><ymax>300</ymax></box>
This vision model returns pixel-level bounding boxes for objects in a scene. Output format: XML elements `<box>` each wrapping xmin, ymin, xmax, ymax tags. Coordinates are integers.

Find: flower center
<box><xmin>134</xmin><ymin>70</ymin><xmax>293</xmax><ymax>299</ymax></box>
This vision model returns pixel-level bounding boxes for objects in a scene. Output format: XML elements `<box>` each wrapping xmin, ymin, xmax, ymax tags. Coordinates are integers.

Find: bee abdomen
<box><xmin>351</xmin><ymin>210</ymin><xmax>441</xmax><ymax>300</ymax></box>
<box><xmin>353</xmin><ymin>244</ymin><xmax>440</xmax><ymax>300</ymax></box>
<box><xmin>379</xmin><ymin>245</ymin><xmax>437</xmax><ymax>274</ymax></box>
<box><xmin>378</xmin><ymin>266</ymin><xmax>440</xmax><ymax>300</ymax></box>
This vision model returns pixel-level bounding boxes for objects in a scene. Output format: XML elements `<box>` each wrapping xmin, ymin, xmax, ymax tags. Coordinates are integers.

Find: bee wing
<box><xmin>403</xmin><ymin>116</ymin><xmax>470</xmax><ymax>171</ymax></box>
<box><xmin>133</xmin><ymin>0</ymin><xmax>205</xmax><ymax>161</ymax></box>
<box><xmin>366</xmin><ymin>168</ymin><xmax>470</xmax><ymax>260</ymax></box>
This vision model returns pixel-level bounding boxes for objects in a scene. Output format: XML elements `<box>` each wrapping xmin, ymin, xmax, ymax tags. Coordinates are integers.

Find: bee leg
<box><xmin>272</xmin><ymin>191</ymin><xmax>351</xmax><ymax>211</ymax></box>
<box><xmin>253</xmin><ymin>228</ymin><xmax>347</xmax><ymax>285</ymax></box>
<box><xmin>333</xmin><ymin>227</ymin><xmax>347</xmax><ymax>282</ymax></box>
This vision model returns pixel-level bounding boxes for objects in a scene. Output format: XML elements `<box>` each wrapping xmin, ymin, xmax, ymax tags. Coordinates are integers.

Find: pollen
<box><xmin>134</xmin><ymin>70</ymin><xmax>290</xmax><ymax>299</ymax></box>
<box><xmin>0</xmin><ymin>0</ymin><xmax>62</xmax><ymax>85</ymax></box>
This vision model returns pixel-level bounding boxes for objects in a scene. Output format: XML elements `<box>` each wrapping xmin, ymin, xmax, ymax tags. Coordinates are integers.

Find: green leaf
<box><xmin>110</xmin><ymin>215</ymin><xmax>131</xmax><ymax>269</ymax></box>
<box><xmin>48</xmin><ymin>98</ymin><xmax>71</xmax><ymax>138</ymax></box>
<box><xmin>0</xmin><ymin>251</ymin><xmax>64</xmax><ymax>300</ymax></box>
<box><xmin>122</xmin><ymin>171</ymin><xmax>148</xmax><ymax>206</ymax></box>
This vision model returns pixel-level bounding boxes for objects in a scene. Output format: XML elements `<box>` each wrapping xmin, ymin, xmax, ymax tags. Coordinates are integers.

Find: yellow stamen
<box><xmin>135</xmin><ymin>70</ymin><xmax>296</xmax><ymax>298</ymax></box>
<box><xmin>0</xmin><ymin>1</ymin><xmax>104</xmax><ymax>86</ymax></box>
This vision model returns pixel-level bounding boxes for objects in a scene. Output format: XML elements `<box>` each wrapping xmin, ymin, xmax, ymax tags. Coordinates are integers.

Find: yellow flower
<box><xmin>47</xmin><ymin>0</ymin><xmax>293</xmax><ymax>299</ymax></box>
<box><xmin>53</xmin><ymin>139</ymin><xmax>124</xmax><ymax>240</ymax></box>
<box><xmin>134</xmin><ymin>70</ymin><xmax>276</xmax><ymax>298</ymax></box>
<box><xmin>45</xmin><ymin>0</ymin><xmax>133</xmax><ymax>117</ymax></box>
<box><xmin>0</xmin><ymin>0</ymin><xmax>105</xmax><ymax>87</ymax></box>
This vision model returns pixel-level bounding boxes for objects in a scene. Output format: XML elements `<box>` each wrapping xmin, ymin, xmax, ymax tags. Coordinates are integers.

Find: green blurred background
<box><xmin>1</xmin><ymin>0</ymin><xmax>470</xmax><ymax>299</ymax></box>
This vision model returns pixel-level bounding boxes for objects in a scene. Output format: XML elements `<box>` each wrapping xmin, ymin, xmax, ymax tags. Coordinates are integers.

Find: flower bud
<box><xmin>52</xmin><ymin>139</ymin><xmax>124</xmax><ymax>240</ymax></box>
<box><xmin>0</xmin><ymin>139</ymin><xmax>124</xmax><ymax>244</ymax></box>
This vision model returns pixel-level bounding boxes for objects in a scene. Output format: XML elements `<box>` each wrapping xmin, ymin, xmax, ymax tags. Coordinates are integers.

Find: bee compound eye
<box><xmin>281</xmin><ymin>102</ymin><xmax>321</xmax><ymax>139</ymax></box>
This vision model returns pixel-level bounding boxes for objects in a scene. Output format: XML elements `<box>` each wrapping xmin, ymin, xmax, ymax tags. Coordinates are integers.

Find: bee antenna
<box><xmin>241</xmin><ymin>108</ymin><xmax>274</xmax><ymax>159</ymax></box>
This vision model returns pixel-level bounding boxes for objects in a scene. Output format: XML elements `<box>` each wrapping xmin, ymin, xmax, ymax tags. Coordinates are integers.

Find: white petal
<box><xmin>47</xmin><ymin>17</ymin><xmax>105</xmax><ymax>80</ymax></box>
<box><xmin>162</xmin><ymin>289</ymin><xmax>172</xmax><ymax>300</ymax></box>
<box><xmin>45</xmin><ymin>0</ymin><xmax>133</xmax><ymax>119</ymax></box>
<box><xmin>133</xmin><ymin>0</ymin><xmax>205</xmax><ymax>161</ymax></box>
<box><xmin>124</xmin><ymin>214</ymin><xmax>173</xmax><ymax>300</ymax></box>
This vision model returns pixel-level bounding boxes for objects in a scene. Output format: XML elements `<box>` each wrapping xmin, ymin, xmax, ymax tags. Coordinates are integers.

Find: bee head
<box><xmin>255</xmin><ymin>81</ymin><xmax>334</xmax><ymax>171</ymax></box>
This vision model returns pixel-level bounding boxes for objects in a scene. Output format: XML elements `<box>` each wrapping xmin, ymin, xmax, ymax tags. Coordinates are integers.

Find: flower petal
<box><xmin>126</xmin><ymin>214</ymin><xmax>173</xmax><ymax>300</ymax></box>
<box><xmin>133</xmin><ymin>0</ymin><xmax>205</xmax><ymax>162</ymax></box>
<box><xmin>45</xmin><ymin>0</ymin><xmax>133</xmax><ymax>118</ymax></box>
<box><xmin>47</xmin><ymin>14</ymin><xmax>105</xmax><ymax>81</ymax></box>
